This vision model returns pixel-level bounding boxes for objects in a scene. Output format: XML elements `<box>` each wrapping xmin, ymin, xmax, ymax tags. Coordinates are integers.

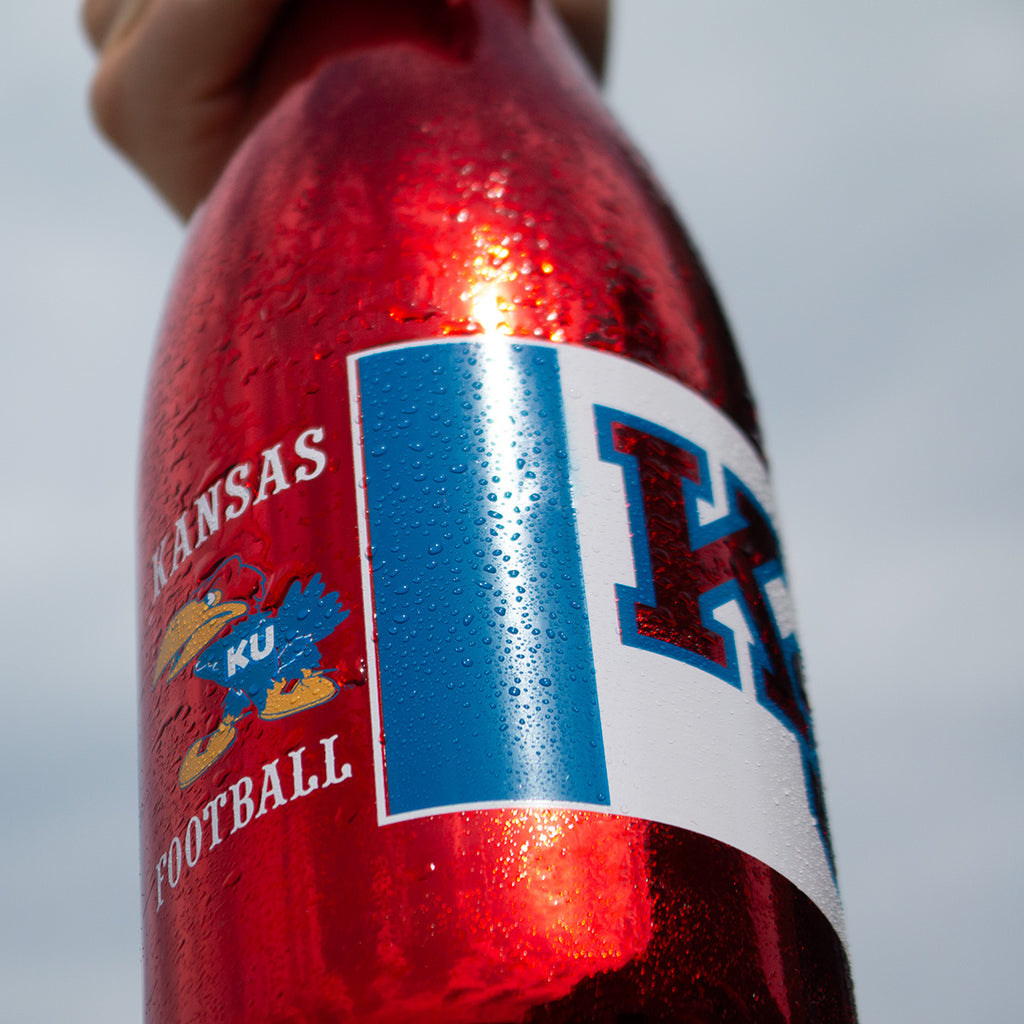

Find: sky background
<box><xmin>1</xmin><ymin>1</ymin><xmax>1021</xmax><ymax>1021</ymax></box>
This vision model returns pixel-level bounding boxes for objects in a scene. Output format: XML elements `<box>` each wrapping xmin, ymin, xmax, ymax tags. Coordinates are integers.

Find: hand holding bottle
<box><xmin>83</xmin><ymin>0</ymin><xmax>608</xmax><ymax>220</ymax></box>
<box><xmin>83</xmin><ymin>0</ymin><xmax>292</xmax><ymax>219</ymax></box>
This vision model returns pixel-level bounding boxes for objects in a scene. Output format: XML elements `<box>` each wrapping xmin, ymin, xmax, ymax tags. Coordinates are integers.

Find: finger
<box><xmin>95</xmin><ymin>0</ymin><xmax>290</xmax><ymax>108</ymax></box>
<box><xmin>89</xmin><ymin>0</ymin><xmax>292</xmax><ymax>218</ymax></box>
<box><xmin>104</xmin><ymin>0</ymin><xmax>155</xmax><ymax>48</ymax></box>
<box><xmin>554</xmin><ymin>0</ymin><xmax>610</xmax><ymax>78</ymax></box>
<box><xmin>81</xmin><ymin>0</ymin><xmax>128</xmax><ymax>49</ymax></box>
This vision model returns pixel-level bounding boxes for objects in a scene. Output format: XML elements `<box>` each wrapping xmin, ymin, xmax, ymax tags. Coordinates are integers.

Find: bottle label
<box><xmin>350</xmin><ymin>337</ymin><xmax>844</xmax><ymax>939</ymax></box>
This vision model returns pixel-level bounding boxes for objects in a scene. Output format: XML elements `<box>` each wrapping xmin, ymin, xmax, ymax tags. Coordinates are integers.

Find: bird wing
<box><xmin>274</xmin><ymin>574</ymin><xmax>349</xmax><ymax>675</ymax></box>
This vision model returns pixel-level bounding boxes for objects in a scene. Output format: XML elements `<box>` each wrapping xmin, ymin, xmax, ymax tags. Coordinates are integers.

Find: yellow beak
<box><xmin>152</xmin><ymin>596</ymin><xmax>247</xmax><ymax>685</ymax></box>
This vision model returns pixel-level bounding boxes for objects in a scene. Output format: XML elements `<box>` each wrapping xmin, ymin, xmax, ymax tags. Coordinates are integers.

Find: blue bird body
<box><xmin>195</xmin><ymin>574</ymin><xmax>349</xmax><ymax>718</ymax></box>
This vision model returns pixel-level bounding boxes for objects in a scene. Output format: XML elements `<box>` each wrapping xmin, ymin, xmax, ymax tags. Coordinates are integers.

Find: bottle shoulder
<box><xmin>152</xmin><ymin>20</ymin><xmax>757</xmax><ymax>447</ymax></box>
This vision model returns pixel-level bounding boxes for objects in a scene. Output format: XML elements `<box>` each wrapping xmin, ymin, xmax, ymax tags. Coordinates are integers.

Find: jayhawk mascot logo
<box><xmin>153</xmin><ymin>557</ymin><xmax>349</xmax><ymax>788</ymax></box>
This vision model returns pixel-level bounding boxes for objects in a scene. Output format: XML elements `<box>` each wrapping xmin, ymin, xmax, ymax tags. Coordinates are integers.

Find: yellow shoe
<box><xmin>179</xmin><ymin>720</ymin><xmax>237</xmax><ymax>788</ymax></box>
<box><xmin>261</xmin><ymin>670</ymin><xmax>338</xmax><ymax>720</ymax></box>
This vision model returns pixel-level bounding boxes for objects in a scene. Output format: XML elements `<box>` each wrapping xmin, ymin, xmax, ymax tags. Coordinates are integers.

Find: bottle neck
<box><xmin>248</xmin><ymin>0</ymin><xmax>539</xmax><ymax>127</ymax></box>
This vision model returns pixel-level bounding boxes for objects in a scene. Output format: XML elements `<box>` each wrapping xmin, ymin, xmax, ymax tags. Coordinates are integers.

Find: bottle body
<box><xmin>139</xmin><ymin>2</ymin><xmax>856</xmax><ymax>1020</ymax></box>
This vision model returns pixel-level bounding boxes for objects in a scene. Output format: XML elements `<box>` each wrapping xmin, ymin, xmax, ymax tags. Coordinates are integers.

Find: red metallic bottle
<box><xmin>138</xmin><ymin>1</ymin><xmax>857</xmax><ymax>1021</ymax></box>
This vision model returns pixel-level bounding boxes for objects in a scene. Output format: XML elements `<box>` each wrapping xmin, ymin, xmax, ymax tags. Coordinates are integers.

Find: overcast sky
<box><xmin>1</xmin><ymin>2</ymin><xmax>1021</xmax><ymax>1021</ymax></box>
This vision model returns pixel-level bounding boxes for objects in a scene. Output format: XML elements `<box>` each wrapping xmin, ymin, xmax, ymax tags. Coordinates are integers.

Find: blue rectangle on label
<box><xmin>357</xmin><ymin>341</ymin><xmax>609</xmax><ymax>816</ymax></box>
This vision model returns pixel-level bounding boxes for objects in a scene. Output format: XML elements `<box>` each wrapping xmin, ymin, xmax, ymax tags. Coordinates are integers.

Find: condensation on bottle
<box><xmin>138</xmin><ymin>1</ymin><xmax>858</xmax><ymax>1021</ymax></box>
